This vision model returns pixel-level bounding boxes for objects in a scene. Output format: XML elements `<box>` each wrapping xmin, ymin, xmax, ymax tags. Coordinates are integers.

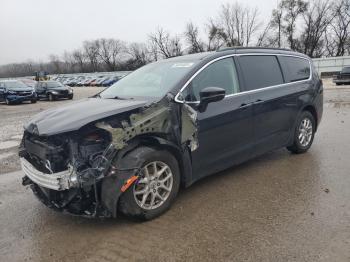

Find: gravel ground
<box><xmin>0</xmin><ymin>81</ymin><xmax>350</xmax><ymax>262</ymax></box>
<box><xmin>0</xmin><ymin>87</ymin><xmax>104</xmax><ymax>174</ymax></box>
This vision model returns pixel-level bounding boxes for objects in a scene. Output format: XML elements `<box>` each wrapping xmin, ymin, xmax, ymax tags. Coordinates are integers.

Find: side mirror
<box><xmin>197</xmin><ymin>87</ymin><xmax>226</xmax><ymax>113</ymax></box>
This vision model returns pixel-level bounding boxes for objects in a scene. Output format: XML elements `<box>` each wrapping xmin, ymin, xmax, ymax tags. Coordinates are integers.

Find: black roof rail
<box><xmin>216</xmin><ymin>46</ymin><xmax>293</xmax><ymax>52</ymax></box>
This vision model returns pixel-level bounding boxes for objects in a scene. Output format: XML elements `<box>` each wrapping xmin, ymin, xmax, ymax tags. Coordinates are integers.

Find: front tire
<box><xmin>287</xmin><ymin>111</ymin><xmax>315</xmax><ymax>154</ymax></box>
<box><xmin>31</xmin><ymin>99</ymin><xmax>37</xmax><ymax>104</ymax></box>
<box><xmin>118</xmin><ymin>147</ymin><xmax>180</xmax><ymax>221</ymax></box>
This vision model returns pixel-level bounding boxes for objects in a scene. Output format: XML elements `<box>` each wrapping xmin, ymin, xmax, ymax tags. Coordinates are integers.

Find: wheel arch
<box><xmin>101</xmin><ymin>135</ymin><xmax>193</xmax><ymax>218</ymax></box>
<box><xmin>301</xmin><ymin>104</ymin><xmax>318</xmax><ymax>131</ymax></box>
<box><xmin>130</xmin><ymin>136</ymin><xmax>193</xmax><ymax>188</ymax></box>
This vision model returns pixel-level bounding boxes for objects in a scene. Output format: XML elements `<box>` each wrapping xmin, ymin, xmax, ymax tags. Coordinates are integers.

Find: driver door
<box><xmin>180</xmin><ymin>57</ymin><xmax>254</xmax><ymax>180</ymax></box>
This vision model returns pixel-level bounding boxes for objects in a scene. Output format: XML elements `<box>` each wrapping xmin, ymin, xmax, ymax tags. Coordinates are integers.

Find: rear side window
<box><xmin>237</xmin><ymin>55</ymin><xmax>284</xmax><ymax>90</ymax></box>
<box><xmin>279</xmin><ymin>56</ymin><xmax>310</xmax><ymax>82</ymax></box>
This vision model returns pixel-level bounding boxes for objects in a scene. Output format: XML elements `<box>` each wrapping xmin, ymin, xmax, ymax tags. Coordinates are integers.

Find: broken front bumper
<box><xmin>20</xmin><ymin>157</ymin><xmax>76</xmax><ymax>191</ymax></box>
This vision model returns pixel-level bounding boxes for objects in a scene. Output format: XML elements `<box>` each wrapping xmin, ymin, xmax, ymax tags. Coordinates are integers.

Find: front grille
<box><xmin>60</xmin><ymin>90</ymin><xmax>68</xmax><ymax>95</ymax></box>
<box><xmin>16</xmin><ymin>91</ymin><xmax>32</xmax><ymax>96</ymax></box>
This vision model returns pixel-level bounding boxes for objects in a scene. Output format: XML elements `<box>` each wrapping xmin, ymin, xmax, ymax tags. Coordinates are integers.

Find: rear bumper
<box><xmin>20</xmin><ymin>157</ymin><xmax>76</xmax><ymax>191</ymax></box>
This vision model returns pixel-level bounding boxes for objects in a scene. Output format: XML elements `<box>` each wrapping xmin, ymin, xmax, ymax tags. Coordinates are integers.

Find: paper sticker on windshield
<box><xmin>172</xmin><ymin>63</ymin><xmax>194</xmax><ymax>68</ymax></box>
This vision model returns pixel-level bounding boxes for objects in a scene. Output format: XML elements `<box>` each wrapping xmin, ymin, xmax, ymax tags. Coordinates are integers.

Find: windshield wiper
<box><xmin>112</xmin><ymin>96</ymin><xmax>127</xmax><ymax>100</ymax></box>
<box><xmin>107</xmin><ymin>96</ymin><xmax>135</xmax><ymax>100</ymax></box>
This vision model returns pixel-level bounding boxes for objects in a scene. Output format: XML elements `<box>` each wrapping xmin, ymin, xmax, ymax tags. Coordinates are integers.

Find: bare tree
<box><xmin>97</xmin><ymin>38</ymin><xmax>125</xmax><ymax>71</ymax></box>
<box><xmin>49</xmin><ymin>54</ymin><xmax>63</xmax><ymax>73</ymax></box>
<box><xmin>184</xmin><ymin>22</ymin><xmax>205</xmax><ymax>54</ymax></box>
<box><xmin>270</xmin><ymin>8</ymin><xmax>283</xmax><ymax>47</ymax></box>
<box><xmin>62</xmin><ymin>51</ymin><xmax>75</xmax><ymax>73</ymax></box>
<box><xmin>83</xmin><ymin>40</ymin><xmax>100</xmax><ymax>72</ymax></box>
<box><xmin>330</xmin><ymin>0</ymin><xmax>350</xmax><ymax>56</ymax></box>
<box><xmin>256</xmin><ymin>22</ymin><xmax>273</xmax><ymax>47</ymax></box>
<box><xmin>206</xmin><ymin>19</ymin><xmax>227</xmax><ymax>51</ymax></box>
<box><xmin>149</xmin><ymin>27</ymin><xmax>183</xmax><ymax>58</ymax></box>
<box><xmin>216</xmin><ymin>2</ymin><xmax>260</xmax><ymax>47</ymax></box>
<box><xmin>72</xmin><ymin>49</ymin><xmax>86</xmax><ymax>73</ymax></box>
<box><xmin>126</xmin><ymin>42</ymin><xmax>151</xmax><ymax>69</ymax></box>
<box><xmin>280</xmin><ymin>0</ymin><xmax>308</xmax><ymax>50</ymax></box>
<box><xmin>299</xmin><ymin>0</ymin><xmax>333</xmax><ymax>57</ymax></box>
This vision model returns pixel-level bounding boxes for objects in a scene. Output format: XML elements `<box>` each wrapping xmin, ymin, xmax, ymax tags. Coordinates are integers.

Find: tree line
<box><xmin>1</xmin><ymin>0</ymin><xmax>349</xmax><ymax>78</ymax></box>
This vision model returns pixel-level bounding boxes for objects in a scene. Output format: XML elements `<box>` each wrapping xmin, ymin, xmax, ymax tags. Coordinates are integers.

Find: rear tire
<box><xmin>118</xmin><ymin>147</ymin><xmax>180</xmax><ymax>221</ymax></box>
<box><xmin>48</xmin><ymin>93</ymin><xmax>54</xmax><ymax>101</ymax></box>
<box><xmin>287</xmin><ymin>111</ymin><xmax>315</xmax><ymax>154</ymax></box>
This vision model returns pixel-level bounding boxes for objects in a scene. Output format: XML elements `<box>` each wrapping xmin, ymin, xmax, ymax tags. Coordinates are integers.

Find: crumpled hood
<box><xmin>25</xmin><ymin>98</ymin><xmax>148</xmax><ymax>136</ymax></box>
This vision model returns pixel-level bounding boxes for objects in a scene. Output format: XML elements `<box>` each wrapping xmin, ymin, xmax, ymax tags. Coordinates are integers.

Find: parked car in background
<box><xmin>101</xmin><ymin>76</ymin><xmax>119</xmax><ymax>86</ymax></box>
<box><xmin>20</xmin><ymin>48</ymin><xmax>323</xmax><ymax>220</ymax></box>
<box><xmin>84</xmin><ymin>77</ymin><xmax>97</xmax><ymax>86</ymax></box>
<box><xmin>19</xmin><ymin>78</ymin><xmax>37</xmax><ymax>88</ymax></box>
<box><xmin>0</xmin><ymin>80</ymin><xmax>37</xmax><ymax>105</ymax></box>
<box><xmin>333</xmin><ymin>66</ymin><xmax>350</xmax><ymax>85</ymax></box>
<box><xmin>95</xmin><ymin>76</ymin><xmax>109</xmax><ymax>86</ymax></box>
<box><xmin>35</xmin><ymin>81</ymin><xmax>73</xmax><ymax>101</ymax></box>
<box><xmin>90</xmin><ymin>76</ymin><xmax>104</xmax><ymax>86</ymax></box>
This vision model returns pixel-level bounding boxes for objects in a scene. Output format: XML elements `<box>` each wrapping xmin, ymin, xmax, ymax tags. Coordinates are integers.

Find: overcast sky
<box><xmin>0</xmin><ymin>0</ymin><xmax>279</xmax><ymax>65</ymax></box>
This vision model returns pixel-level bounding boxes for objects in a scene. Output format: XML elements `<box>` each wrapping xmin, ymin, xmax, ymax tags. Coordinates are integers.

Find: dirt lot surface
<box><xmin>0</xmin><ymin>87</ymin><xmax>105</xmax><ymax>174</ymax></box>
<box><xmin>0</xmin><ymin>82</ymin><xmax>350</xmax><ymax>261</ymax></box>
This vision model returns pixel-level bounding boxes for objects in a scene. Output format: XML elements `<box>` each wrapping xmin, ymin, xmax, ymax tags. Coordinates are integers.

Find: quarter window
<box><xmin>237</xmin><ymin>55</ymin><xmax>284</xmax><ymax>90</ymax></box>
<box><xmin>181</xmin><ymin>58</ymin><xmax>240</xmax><ymax>102</ymax></box>
<box><xmin>279</xmin><ymin>56</ymin><xmax>310</xmax><ymax>82</ymax></box>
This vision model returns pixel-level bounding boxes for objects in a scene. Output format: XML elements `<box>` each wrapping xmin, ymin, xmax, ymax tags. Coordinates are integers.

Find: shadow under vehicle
<box><xmin>20</xmin><ymin>48</ymin><xmax>323</xmax><ymax>220</ymax></box>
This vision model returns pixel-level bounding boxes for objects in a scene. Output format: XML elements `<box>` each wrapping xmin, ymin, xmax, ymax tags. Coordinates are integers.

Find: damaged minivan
<box><xmin>20</xmin><ymin>48</ymin><xmax>323</xmax><ymax>220</ymax></box>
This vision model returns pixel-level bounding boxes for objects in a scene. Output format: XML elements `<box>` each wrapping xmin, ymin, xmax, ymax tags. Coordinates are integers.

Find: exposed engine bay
<box><xmin>20</xmin><ymin>94</ymin><xmax>198</xmax><ymax>217</ymax></box>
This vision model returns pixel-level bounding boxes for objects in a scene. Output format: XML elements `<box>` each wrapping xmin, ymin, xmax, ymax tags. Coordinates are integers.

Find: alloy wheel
<box><xmin>298</xmin><ymin>118</ymin><xmax>313</xmax><ymax>147</ymax></box>
<box><xmin>133</xmin><ymin>161</ymin><xmax>173</xmax><ymax>210</ymax></box>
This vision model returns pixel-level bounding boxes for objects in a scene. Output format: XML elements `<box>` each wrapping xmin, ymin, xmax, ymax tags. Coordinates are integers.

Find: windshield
<box><xmin>46</xmin><ymin>81</ymin><xmax>64</xmax><ymax>88</ymax></box>
<box><xmin>100</xmin><ymin>60</ymin><xmax>197</xmax><ymax>99</ymax></box>
<box><xmin>4</xmin><ymin>81</ymin><xmax>28</xmax><ymax>89</ymax></box>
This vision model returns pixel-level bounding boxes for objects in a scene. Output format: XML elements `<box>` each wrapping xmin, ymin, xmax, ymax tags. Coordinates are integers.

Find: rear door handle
<box><xmin>239</xmin><ymin>103</ymin><xmax>252</xmax><ymax>109</ymax></box>
<box><xmin>254</xmin><ymin>99</ymin><xmax>264</xmax><ymax>105</ymax></box>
